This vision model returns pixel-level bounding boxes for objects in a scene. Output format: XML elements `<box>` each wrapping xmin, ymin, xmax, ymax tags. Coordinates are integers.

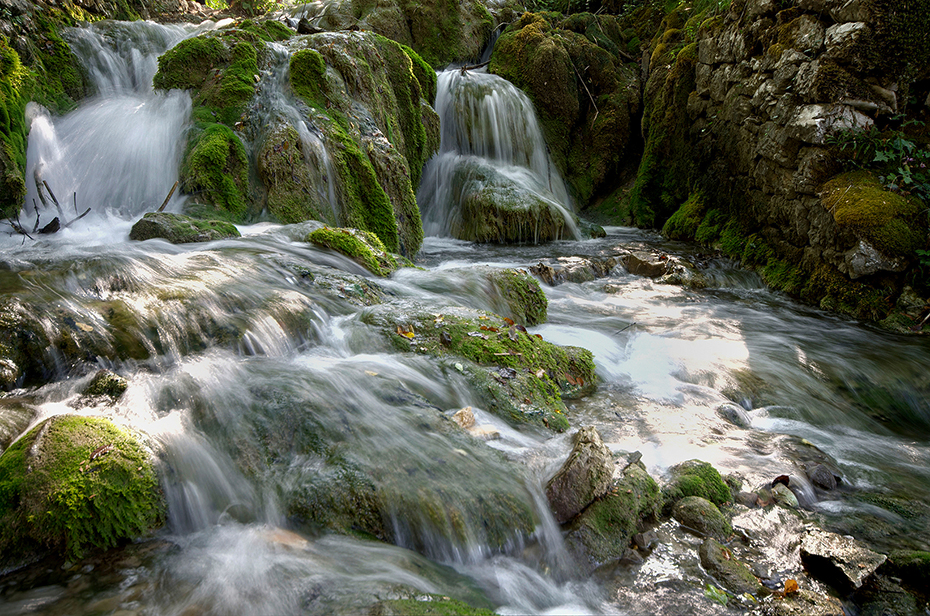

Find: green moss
<box><xmin>662</xmin><ymin>192</ymin><xmax>705</xmax><ymax>240</ymax></box>
<box><xmin>307</xmin><ymin>226</ymin><xmax>404</xmax><ymax>276</ymax></box>
<box><xmin>661</xmin><ymin>459</ymin><xmax>731</xmax><ymax>512</ymax></box>
<box><xmin>885</xmin><ymin>550</ymin><xmax>930</xmax><ymax>589</ymax></box>
<box><xmin>374</xmin><ymin>595</ymin><xmax>497</xmax><ymax>616</ymax></box>
<box><xmin>801</xmin><ymin>263</ymin><xmax>891</xmax><ymax>320</ymax></box>
<box><xmin>153</xmin><ymin>35</ymin><xmax>228</xmax><ymax>91</ymax></box>
<box><xmin>128</xmin><ymin>211</ymin><xmax>242</xmax><ymax>243</ymax></box>
<box><xmin>289</xmin><ymin>48</ymin><xmax>327</xmax><ymax>109</ymax></box>
<box><xmin>487</xmin><ymin>269</ymin><xmax>548</xmax><ymax>326</ymax></box>
<box><xmin>83</xmin><ymin>369</ymin><xmax>128</xmax><ymax>399</ymax></box>
<box><xmin>181</xmin><ymin>123</ymin><xmax>250</xmax><ymax>219</ymax></box>
<box><xmin>363</xmin><ymin>306</ymin><xmax>596</xmax><ymax>431</ymax></box>
<box><xmin>0</xmin><ymin>415</ymin><xmax>164</xmax><ymax>563</ymax></box>
<box><xmin>821</xmin><ymin>171</ymin><xmax>924</xmax><ymax>258</ymax></box>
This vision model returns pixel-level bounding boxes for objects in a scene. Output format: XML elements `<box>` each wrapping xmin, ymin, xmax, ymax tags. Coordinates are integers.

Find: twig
<box><xmin>73</xmin><ymin>192</ymin><xmax>78</xmax><ymax>215</ymax></box>
<box><xmin>42</xmin><ymin>180</ymin><xmax>66</xmax><ymax>220</ymax></box>
<box><xmin>459</xmin><ymin>60</ymin><xmax>490</xmax><ymax>74</ymax></box>
<box><xmin>615</xmin><ymin>322</ymin><xmax>636</xmax><ymax>333</ymax></box>
<box><xmin>62</xmin><ymin>208</ymin><xmax>92</xmax><ymax>228</ymax></box>
<box><xmin>157</xmin><ymin>180</ymin><xmax>179</xmax><ymax>212</ymax></box>
<box><xmin>32</xmin><ymin>200</ymin><xmax>40</xmax><ymax>233</ymax></box>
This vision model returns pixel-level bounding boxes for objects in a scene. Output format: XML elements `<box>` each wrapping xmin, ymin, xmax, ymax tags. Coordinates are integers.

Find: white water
<box><xmin>21</xmin><ymin>21</ymin><xmax>219</xmax><ymax>239</ymax></box>
<box><xmin>418</xmin><ymin>69</ymin><xmax>579</xmax><ymax>241</ymax></box>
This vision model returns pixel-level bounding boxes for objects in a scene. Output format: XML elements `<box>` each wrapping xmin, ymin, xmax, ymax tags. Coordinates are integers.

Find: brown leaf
<box><xmin>502</xmin><ymin>317</ymin><xmax>515</xmax><ymax>326</ymax></box>
<box><xmin>784</xmin><ymin>579</ymin><xmax>798</xmax><ymax>595</ymax></box>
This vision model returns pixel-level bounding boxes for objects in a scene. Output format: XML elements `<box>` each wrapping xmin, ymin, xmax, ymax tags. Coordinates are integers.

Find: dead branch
<box><xmin>158</xmin><ymin>180</ymin><xmax>179</xmax><ymax>212</ymax></box>
<box><xmin>459</xmin><ymin>60</ymin><xmax>490</xmax><ymax>74</ymax></box>
<box><xmin>62</xmin><ymin>208</ymin><xmax>92</xmax><ymax>229</ymax></box>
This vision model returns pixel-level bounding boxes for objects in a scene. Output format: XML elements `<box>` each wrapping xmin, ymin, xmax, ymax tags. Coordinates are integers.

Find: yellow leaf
<box><xmin>784</xmin><ymin>579</ymin><xmax>798</xmax><ymax>595</ymax></box>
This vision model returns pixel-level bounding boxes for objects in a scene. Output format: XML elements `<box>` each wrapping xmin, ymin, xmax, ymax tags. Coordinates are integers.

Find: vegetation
<box><xmin>307</xmin><ymin>226</ymin><xmax>409</xmax><ymax>276</ymax></box>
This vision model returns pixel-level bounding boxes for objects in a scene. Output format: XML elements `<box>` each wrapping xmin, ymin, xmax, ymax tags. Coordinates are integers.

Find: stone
<box><xmin>662</xmin><ymin>460</ymin><xmax>732</xmax><ymax>510</ymax></box>
<box><xmin>673</xmin><ymin>496</ymin><xmax>732</xmax><ymax>540</ymax></box>
<box><xmin>717</xmin><ymin>403</ymin><xmax>752</xmax><ymax>428</ymax></box>
<box><xmin>633</xmin><ymin>530</ymin><xmax>659</xmax><ymax>552</ymax></box>
<box><xmin>746</xmin><ymin>0</ymin><xmax>776</xmax><ymax>19</ymax></box>
<box><xmin>758</xmin><ymin>588</ymin><xmax>844</xmax><ymax>615</ymax></box>
<box><xmin>771</xmin><ymin>483</ymin><xmax>800</xmax><ymax>509</ymax></box>
<box><xmin>81</xmin><ymin>369</ymin><xmax>129</xmax><ymax>401</ymax></box>
<box><xmin>829</xmin><ymin>0</ymin><xmax>869</xmax><ymax>23</ymax></box>
<box><xmin>308</xmin><ymin>226</ymin><xmax>408</xmax><ymax>277</ymax></box>
<box><xmin>451</xmin><ymin>406</ymin><xmax>475</xmax><ymax>429</ymax></box>
<box><xmin>799</xmin><ymin>527</ymin><xmax>887</xmax><ymax>589</ymax></box>
<box><xmin>620</xmin><ymin>252</ymin><xmax>668</xmax><ymax>278</ymax></box>
<box><xmin>699</xmin><ymin>537</ymin><xmax>768</xmax><ymax>596</ymax></box>
<box><xmin>824</xmin><ymin>22</ymin><xmax>870</xmax><ymax>64</ymax></box>
<box><xmin>807</xmin><ymin>464</ymin><xmax>838</xmax><ymax>490</ymax></box>
<box><xmin>545</xmin><ymin>426</ymin><xmax>615</xmax><ymax>524</ymax></box>
<box><xmin>467</xmin><ymin>425</ymin><xmax>501</xmax><ymax>441</ymax></box>
<box><xmin>843</xmin><ymin>240</ymin><xmax>908</xmax><ymax>279</ymax></box>
<box><xmin>0</xmin><ymin>397</ymin><xmax>36</xmax><ymax>451</ymax></box>
<box><xmin>735</xmin><ymin>491</ymin><xmax>760</xmax><ymax>508</ymax></box>
<box><xmin>783</xmin><ymin>15</ymin><xmax>825</xmax><ymax>54</ymax></box>
<box><xmin>128</xmin><ymin>212</ymin><xmax>241</xmax><ymax>244</ymax></box>
<box><xmin>785</xmin><ymin>104</ymin><xmax>873</xmax><ymax>145</ymax></box>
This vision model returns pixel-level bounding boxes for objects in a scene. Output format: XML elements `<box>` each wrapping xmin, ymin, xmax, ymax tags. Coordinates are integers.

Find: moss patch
<box><xmin>487</xmin><ymin>269</ymin><xmax>548</xmax><ymax>326</ymax></box>
<box><xmin>307</xmin><ymin>226</ymin><xmax>408</xmax><ymax>276</ymax></box>
<box><xmin>129</xmin><ymin>211</ymin><xmax>241</xmax><ymax>244</ymax></box>
<box><xmin>180</xmin><ymin>123</ymin><xmax>251</xmax><ymax>219</ymax></box>
<box><xmin>661</xmin><ymin>459</ymin><xmax>731</xmax><ymax>512</ymax></box>
<box><xmin>373</xmin><ymin>595</ymin><xmax>497</xmax><ymax>616</ymax></box>
<box><xmin>0</xmin><ymin>415</ymin><xmax>164</xmax><ymax>564</ymax></box>
<box><xmin>821</xmin><ymin>171</ymin><xmax>924</xmax><ymax>259</ymax></box>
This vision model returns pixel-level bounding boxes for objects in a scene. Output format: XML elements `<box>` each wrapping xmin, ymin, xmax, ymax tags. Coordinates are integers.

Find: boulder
<box><xmin>129</xmin><ymin>212</ymin><xmax>241</xmax><ymax>244</ymax></box>
<box><xmin>661</xmin><ymin>459</ymin><xmax>731</xmax><ymax>512</ymax></box>
<box><xmin>564</xmin><ymin>460</ymin><xmax>660</xmax><ymax>574</ymax></box>
<box><xmin>0</xmin><ymin>415</ymin><xmax>164</xmax><ymax>567</ymax></box>
<box><xmin>699</xmin><ymin>537</ymin><xmax>768</xmax><ymax>596</ymax></box>
<box><xmin>0</xmin><ymin>397</ymin><xmax>36</xmax><ymax>452</ymax></box>
<box><xmin>673</xmin><ymin>496</ymin><xmax>732</xmax><ymax>540</ymax></box>
<box><xmin>799</xmin><ymin>527</ymin><xmax>887</xmax><ymax>589</ymax></box>
<box><xmin>620</xmin><ymin>252</ymin><xmax>669</xmax><ymax>278</ymax></box>
<box><xmin>545</xmin><ymin>426</ymin><xmax>614</xmax><ymax>524</ymax></box>
<box><xmin>486</xmin><ymin>269</ymin><xmax>548</xmax><ymax>326</ymax></box>
<box><xmin>307</xmin><ymin>226</ymin><xmax>409</xmax><ymax>277</ymax></box>
<box><xmin>80</xmin><ymin>369</ymin><xmax>129</xmax><ymax>402</ymax></box>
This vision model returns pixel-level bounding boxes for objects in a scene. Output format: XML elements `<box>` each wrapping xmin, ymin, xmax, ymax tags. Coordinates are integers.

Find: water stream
<box><xmin>2</xmin><ymin>19</ymin><xmax>930</xmax><ymax>616</ymax></box>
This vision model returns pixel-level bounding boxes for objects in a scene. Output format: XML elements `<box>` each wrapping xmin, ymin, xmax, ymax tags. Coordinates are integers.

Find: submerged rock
<box><xmin>363</xmin><ymin>303</ymin><xmax>596</xmax><ymax>431</ymax></box>
<box><xmin>79</xmin><ymin>369</ymin><xmax>129</xmax><ymax>404</ymax></box>
<box><xmin>129</xmin><ymin>212</ymin><xmax>241</xmax><ymax>244</ymax></box>
<box><xmin>758</xmin><ymin>588</ymin><xmax>844</xmax><ymax>616</ymax></box>
<box><xmin>699</xmin><ymin>537</ymin><xmax>768</xmax><ymax>597</ymax></box>
<box><xmin>0</xmin><ymin>397</ymin><xmax>36</xmax><ymax>452</ymax></box>
<box><xmin>564</xmin><ymin>460</ymin><xmax>660</xmax><ymax>574</ymax></box>
<box><xmin>0</xmin><ymin>415</ymin><xmax>164</xmax><ymax>567</ymax></box>
<box><xmin>545</xmin><ymin>426</ymin><xmax>614</xmax><ymax>524</ymax></box>
<box><xmin>799</xmin><ymin>527</ymin><xmax>887</xmax><ymax>590</ymax></box>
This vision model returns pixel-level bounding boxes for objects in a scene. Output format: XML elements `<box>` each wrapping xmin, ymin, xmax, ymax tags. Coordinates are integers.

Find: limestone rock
<box><xmin>807</xmin><ymin>464</ymin><xmax>838</xmax><ymax>491</ymax></box>
<box><xmin>661</xmin><ymin>459</ymin><xmax>731</xmax><ymax>511</ymax></box>
<box><xmin>81</xmin><ymin>369</ymin><xmax>129</xmax><ymax>401</ymax></box>
<box><xmin>699</xmin><ymin>537</ymin><xmax>767</xmax><ymax>596</ymax></box>
<box><xmin>772</xmin><ymin>483</ymin><xmax>800</xmax><ymax>509</ymax></box>
<box><xmin>129</xmin><ymin>212</ymin><xmax>240</xmax><ymax>244</ymax></box>
<box><xmin>799</xmin><ymin>527</ymin><xmax>887</xmax><ymax>589</ymax></box>
<box><xmin>307</xmin><ymin>226</ymin><xmax>407</xmax><ymax>277</ymax></box>
<box><xmin>758</xmin><ymin>588</ymin><xmax>844</xmax><ymax>616</ymax></box>
<box><xmin>717</xmin><ymin>403</ymin><xmax>752</xmax><ymax>428</ymax></box>
<box><xmin>620</xmin><ymin>252</ymin><xmax>668</xmax><ymax>278</ymax></box>
<box><xmin>468</xmin><ymin>425</ymin><xmax>501</xmax><ymax>441</ymax></box>
<box><xmin>545</xmin><ymin>426</ymin><xmax>614</xmax><ymax>524</ymax></box>
<box><xmin>673</xmin><ymin>496</ymin><xmax>732</xmax><ymax>540</ymax></box>
<box><xmin>451</xmin><ymin>406</ymin><xmax>475</xmax><ymax>429</ymax></box>
<box><xmin>785</xmin><ymin>104</ymin><xmax>873</xmax><ymax>145</ymax></box>
<box><xmin>843</xmin><ymin>240</ymin><xmax>908</xmax><ymax>279</ymax></box>
<box><xmin>0</xmin><ymin>397</ymin><xmax>36</xmax><ymax>452</ymax></box>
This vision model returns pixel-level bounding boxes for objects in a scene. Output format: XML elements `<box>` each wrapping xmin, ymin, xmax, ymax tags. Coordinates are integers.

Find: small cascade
<box><xmin>22</xmin><ymin>21</ymin><xmax>214</xmax><ymax>233</ymax></box>
<box><xmin>418</xmin><ymin>68</ymin><xmax>579</xmax><ymax>242</ymax></box>
<box><xmin>250</xmin><ymin>43</ymin><xmax>339</xmax><ymax>223</ymax></box>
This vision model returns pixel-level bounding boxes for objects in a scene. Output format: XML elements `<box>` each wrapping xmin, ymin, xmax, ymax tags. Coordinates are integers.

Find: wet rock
<box><xmin>486</xmin><ymin>269</ymin><xmax>548</xmax><ymax>326</ymax></box>
<box><xmin>799</xmin><ymin>527</ymin><xmax>887</xmax><ymax>589</ymax></box>
<box><xmin>307</xmin><ymin>226</ymin><xmax>408</xmax><ymax>277</ymax></box>
<box><xmin>673</xmin><ymin>496</ymin><xmax>732</xmax><ymax>540</ymax></box>
<box><xmin>882</xmin><ymin>550</ymin><xmax>930</xmax><ymax>589</ymax></box>
<box><xmin>661</xmin><ymin>459</ymin><xmax>731</xmax><ymax>512</ymax></box>
<box><xmin>0</xmin><ymin>415</ymin><xmax>164</xmax><ymax>568</ymax></box>
<box><xmin>620</xmin><ymin>252</ymin><xmax>668</xmax><ymax>278</ymax></box>
<box><xmin>451</xmin><ymin>406</ymin><xmax>475</xmax><ymax>429</ymax></box>
<box><xmin>81</xmin><ymin>369</ymin><xmax>129</xmax><ymax>401</ymax></box>
<box><xmin>545</xmin><ymin>426</ymin><xmax>614</xmax><ymax>524</ymax></box>
<box><xmin>564</xmin><ymin>461</ymin><xmax>660</xmax><ymax>575</ymax></box>
<box><xmin>771</xmin><ymin>483</ymin><xmax>800</xmax><ymax>509</ymax></box>
<box><xmin>853</xmin><ymin>575</ymin><xmax>920</xmax><ymax>616</ymax></box>
<box><xmin>371</xmin><ymin>593</ymin><xmax>497</xmax><ymax>616</ymax></box>
<box><xmin>758</xmin><ymin>588</ymin><xmax>844</xmax><ymax>616</ymax></box>
<box><xmin>699</xmin><ymin>537</ymin><xmax>768</xmax><ymax>596</ymax></box>
<box><xmin>717</xmin><ymin>402</ymin><xmax>752</xmax><ymax>428</ymax></box>
<box><xmin>633</xmin><ymin>529</ymin><xmax>659</xmax><ymax>552</ymax></box>
<box><xmin>129</xmin><ymin>212</ymin><xmax>240</xmax><ymax>244</ymax></box>
<box><xmin>467</xmin><ymin>425</ymin><xmax>501</xmax><ymax>441</ymax></box>
<box><xmin>735</xmin><ymin>491</ymin><xmax>761</xmax><ymax>508</ymax></box>
<box><xmin>529</xmin><ymin>256</ymin><xmax>620</xmax><ymax>286</ymax></box>
<box><xmin>657</xmin><ymin>258</ymin><xmax>708</xmax><ymax>288</ymax></box>
<box><xmin>807</xmin><ymin>464</ymin><xmax>837</xmax><ymax>491</ymax></box>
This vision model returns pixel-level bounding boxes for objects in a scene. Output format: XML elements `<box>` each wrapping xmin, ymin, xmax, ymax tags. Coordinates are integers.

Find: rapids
<box><xmin>2</xmin><ymin>18</ymin><xmax>930</xmax><ymax>616</ymax></box>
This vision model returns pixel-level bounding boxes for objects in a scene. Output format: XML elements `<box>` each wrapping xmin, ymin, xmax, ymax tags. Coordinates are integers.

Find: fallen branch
<box><xmin>459</xmin><ymin>60</ymin><xmax>490</xmax><ymax>74</ymax></box>
<box><xmin>157</xmin><ymin>180</ymin><xmax>179</xmax><ymax>212</ymax></box>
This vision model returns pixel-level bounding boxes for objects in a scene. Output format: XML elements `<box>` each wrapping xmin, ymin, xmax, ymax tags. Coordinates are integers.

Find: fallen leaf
<box><xmin>502</xmin><ymin>317</ymin><xmax>515</xmax><ymax>326</ymax></box>
<box><xmin>535</xmin><ymin>369</ymin><xmax>546</xmax><ymax>378</ymax></box>
<box><xmin>565</xmin><ymin>373</ymin><xmax>577</xmax><ymax>386</ymax></box>
<box><xmin>365</xmin><ymin>370</ymin><xmax>378</xmax><ymax>376</ymax></box>
<box><xmin>75</xmin><ymin>322</ymin><xmax>94</xmax><ymax>332</ymax></box>
<box><xmin>395</xmin><ymin>325</ymin><xmax>416</xmax><ymax>339</ymax></box>
<box><xmin>784</xmin><ymin>579</ymin><xmax>798</xmax><ymax>595</ymax></box>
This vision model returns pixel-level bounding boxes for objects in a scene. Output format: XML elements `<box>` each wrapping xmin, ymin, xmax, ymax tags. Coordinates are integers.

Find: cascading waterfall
<box><xmin>22</xmin><ymin>21</ymin><xmax>218</xmax><ymax>236</ymax></box>
<box><xmin>418</xmin><ymin>68</ymin><xmax>579</xmax><ymax>241</ymax></box>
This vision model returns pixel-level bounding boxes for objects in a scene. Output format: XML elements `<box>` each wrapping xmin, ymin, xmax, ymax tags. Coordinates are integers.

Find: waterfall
<box><xmin>21</xmin><ymin>21</ymin><xmax>216</xmax><ymax>234</ymax></box>
<box><xmin>418</xmin><ymin>69</ymin><xmax>579</xmax><ymax>241</ymax></box>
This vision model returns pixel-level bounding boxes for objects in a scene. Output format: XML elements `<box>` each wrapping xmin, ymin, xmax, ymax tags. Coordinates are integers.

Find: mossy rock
<box><xmin>564</xmin><ymin>460</ymin><xmax>660</xmax><ymax>573</ymax></box>
<box><xmin>0</xmin><ymin>397</ymin><xmax>36</xmax><ymax>452</ymax></box>
<box><xmin>673</xmin><ymin>495</ymin><xmax>732</xmax><ymax>540</ymax></box>
<box><xmin>81</xmin><ymin>369</ymin><xmax>128</xmax><ymax>400</ymax></box>
<box><xmin>700</xmin><ymin>537</ymin><xmax>768</xmax><ymax>597</ymax></box>
<box><xmin>0</xmin><ymin>415</ymin><xmax>164</xmax><ymax>565</ymax></box>
<box><xmin>661</xmin><ymin>459</ymin><xmax>731</xmax><ymax>512</ymax></box>
<box><xmin>129</xmin><ymin>212</ymin><xmax>241</xmax><ymax>244</ymax></box>
<box><xmin>362</xmin><ymin>304</ymin><xmax>597</xmax><ymax>431</ymax></box>
<box><xmin>883</xmin><ymin>550</ymin><xmax>930</xmax><ymax>589</ymax></box>
<box><xmin>662</xmin><ymin>192</ymin><xmax>705</xmax><ymax>240</ymax></box>
<box><xmin>372</xmin><ymin>594</ymin><xmax>497</xmax><ymax>616</ymax></box>
<box><xmin>486</xmin><ymin>269</ymin><xmax>548</xmax><ymax>326</ymax></box>
<box><xmin>307</xmin><ymin>226</ymin><xmax>409</xmax><ymax>277</ymax></box>
<box><xmin>821</xmin><ymin>170</ymin><xmax>924</xmax><ymax>259</ymax></box>
<box><xmin>180</xmin><ymin>123</ymin><xmax>251</xmax><ymax>220</ymax></box>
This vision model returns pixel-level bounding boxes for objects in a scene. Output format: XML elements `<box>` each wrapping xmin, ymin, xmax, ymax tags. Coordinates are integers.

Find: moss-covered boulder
<box><xmin>307</xmin><ymin>226</ymin><xmax>409</xmax><ymax>277</ymax></box>
<box><xmin>564</xmin><ymin>460</ymin><xmax>660</xmax><ymax>574</ymax></box>
<box><xmin>372</xmin><ymin>594</ymin><xmax>497</xmax><ymax>616</ymax></box>
<box><xmin>545</xmin><ymin>426</ymin><xmax>614</xmax><ymax>524</ymax></box>
<box><xmin>672</xmin><ymin>495</ymin><xmax>732</xmax><ymax>540</ymax></box>
<box><xmin>490</xmin><ymin>12</ymin><xmax>641</xmax><ymax>206</ymax></box>
<box><xmin>661</xmin><ymin>459</ymin><xmax>731</xmax><ymax>512</ymax></box>
<box><xmin>0</xmin><ymin>397</ymin><xmax>36</xmax><ymax>452</ymax></box>
<box><xmin>81</xmin><ymin>369</ymin><xmax>129</xmax><ymax>401</ymax></box>
<box><xmin>129</xmin><ymin>212</ymin><xmax>241</xmax><ymax>244</ymax></box>
<box><xmin>0</xmin><ymin>415</ymin><xmax>164</xmax><ymax>566</ymax></box>
<box><xmin>362</xmin><ymin>304</ymin><xmax>596</xmax><ymax>431</ymax></box>
<box><xmin>882</xmin><ymin>550</ymin><xmax>930</xmax><ymax>590</ymax></box>
<box><xmin>486</xmin><ymin>269</ymin><xmax>548</xmax><ymax>326</ymax></box>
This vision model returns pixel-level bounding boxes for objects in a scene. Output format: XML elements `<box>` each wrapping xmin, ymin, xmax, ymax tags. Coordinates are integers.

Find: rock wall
<box><xmin>626</xmin><ymin>0</ymin><xmax>930</xmax><ymax>323</ymax></box>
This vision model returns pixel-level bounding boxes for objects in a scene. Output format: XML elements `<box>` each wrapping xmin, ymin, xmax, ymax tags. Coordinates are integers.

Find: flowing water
<box><xmin>2</xmin><ymin>19</ymin><xmax>930</xmax><ymax>616</ymax></box>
